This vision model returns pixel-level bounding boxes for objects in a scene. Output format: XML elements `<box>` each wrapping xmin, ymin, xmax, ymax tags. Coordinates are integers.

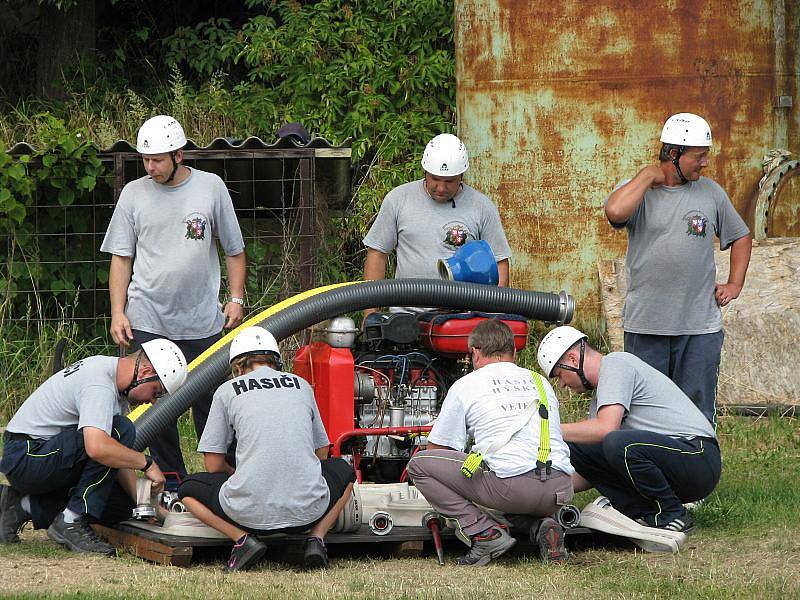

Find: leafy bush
<box><xmin>0</xmin><ymin>115</ymin><xmax>106</xmax><ymax>324</ymax></box>
<box><xmin>0</xmin><ymin>1</ymin><xmax>457</xmax><ymax>359</ymax></box>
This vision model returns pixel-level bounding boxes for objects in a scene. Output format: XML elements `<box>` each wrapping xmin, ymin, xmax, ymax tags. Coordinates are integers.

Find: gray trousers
<box><xmin>407</xmin><ymin>449</ymin><xmax>574</xmax><ymax>538</ymax></box>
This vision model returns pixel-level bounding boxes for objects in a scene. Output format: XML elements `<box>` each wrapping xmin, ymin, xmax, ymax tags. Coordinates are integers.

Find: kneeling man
<box><xmin>178</xmin><ymin>326</ymin><xmax>356</xmax><ymax>571</ymax></box>
<box><xmin>408</xmin><ymin>319</ymin><xmax>574</xmax><ymax>566</ymax></box>
<box><xmin>537</xmin><ymin>326</ymin><xmax>721</xmax><ymax>533</ymax></box>
<box><xmin>0</xmin><ymin>339</ymin><xmax>187</xmax><ymax>555</ymax></box>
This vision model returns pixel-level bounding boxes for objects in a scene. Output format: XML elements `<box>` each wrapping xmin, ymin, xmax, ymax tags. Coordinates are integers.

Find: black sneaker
<box><xmin>456</xmin><ymin>526</ymin><xmax>517</xmax><ymax>566</ymax></box>
<box><xmin>47</xmin><ymin>513</ymin><xmax>116</xmax><ymax>556</ymax></box>
<box><xmin>532</xmin><ymin>517</ymin><xmax>568</xmax><ymax>563</ymax></box>
<box><xmin>662</xmin><ymin>513</ymin><xmax>695</xmax><ymax>534</ymax></box>
<box><xmin>303</xmin><ymin>536</ymin><xmax>329</xmax><ymax>569</ymax></box>
<box><xmin>224</xmin><ymin>534</ymin><xmax>267</xmax><ymax>572</ymax></box>
<box><xmin>0</xmin><ymin>485</ymin><xmax>29</xmax><ymax>544</ymax></box>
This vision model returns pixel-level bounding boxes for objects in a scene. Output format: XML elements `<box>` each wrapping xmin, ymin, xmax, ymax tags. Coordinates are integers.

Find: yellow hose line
<box><xmin>128</xmin><ymin>280</ymin><xmax>360</xmax><ymax>423</ymax></box>
<box><xmin>190</xmin><ymin>281</ymin><xmax>359</xmax><ymax>370</ymax></box>
<box><xmin>127</xmin><ymin>402</ymin><xmax>150</xmax><ymax>422</ymax></box>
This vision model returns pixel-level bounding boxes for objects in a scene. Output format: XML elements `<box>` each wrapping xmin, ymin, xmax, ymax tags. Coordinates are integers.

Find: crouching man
<box><xmin>0</xmin><ymin>340</ymin><xmax>188</xmax><ymax>555</ymax></box>
<box><xmin>178</xmin><ymin>326</ymin><xmax>356</xmax><ymax>572</ymax></box>
<box><xmin>537</xmin><ymin>326</ymin><xmax>721</xmax><ymax>533</ymax></box>
<box><xmin>408</xmin><ymin>319</ymin><xmax>574</xmax><ymax>566</ymax></box>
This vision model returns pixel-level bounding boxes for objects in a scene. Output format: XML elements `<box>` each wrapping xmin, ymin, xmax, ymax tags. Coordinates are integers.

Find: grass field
<box><xmin>1</xmin><ymin>415</ymin><xmax>798</xmax><ymax>599</ymax></box>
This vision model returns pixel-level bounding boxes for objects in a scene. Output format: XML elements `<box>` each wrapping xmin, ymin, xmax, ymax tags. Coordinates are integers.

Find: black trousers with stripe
<box><xmin>0</xmin><ymin>416</ymin><xmax>135</xmax><ymax>529</ymax></box>
<box><xmin>177</xmin><ymin>458</ymin><xmax>356</xmax><ymax>534</ymax></box>
<box><xmin>568</xmin><ymin>430</ymin><xmax>721</xmax><ymax>527</ymax></box>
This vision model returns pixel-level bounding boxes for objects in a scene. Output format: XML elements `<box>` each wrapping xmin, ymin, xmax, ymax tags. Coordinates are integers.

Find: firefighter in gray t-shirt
<box><xmin>178</xmin><ymin>326</ymin><xmax>356</xmax><ymax>572</ymax></box>
<box><xmin>362</xmin><ymin>133</ymin><xmax>512</xmax><ymax>315</ymax></box>
<box><xmin>605</xmin><ymin>113</ymin><xmax>752</xmax><ymax>425</ymax></box>
<box><xmin>100</xmin><ymin>115</ymin><xmax>247</xmax><ymax>476</ymax></box>
<box><xmin>538</xmin><ymin>326</ymin><xmax>721</xmax><ymax>535</ymax></box>
<box><xmin>0</xmin><ymin>340</ymin><xmax>187</xmax><ymax>555</ymax></box>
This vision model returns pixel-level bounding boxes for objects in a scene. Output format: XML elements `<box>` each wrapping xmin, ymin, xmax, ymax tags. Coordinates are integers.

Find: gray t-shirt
<box><xmin>591</xmin><ymin>352</ymin><xmax>716</xmax><ymax>440</ymax></box>
<box><xmin>615</xmin><ymin>177</ymin><xmax>749</xmax><ymax>335</ymax></box>
<box><xmin>363</xmin><ymin>179</ymin><xmax>512</xmax><ymax>280</ymax></box>
<box><xmin>6</xmin><ymin>357</ymin><xmax>127</xmax><ymax>439</ymax></box>
<box><xmin>198</xmin><ymin>366</ymin><xmax>331</xmax><ymax>530</ymax></box>
<box><xmin>101</xmin><ymin>168</ymin><xmax>245</xmax><ymax>339</ymax></box>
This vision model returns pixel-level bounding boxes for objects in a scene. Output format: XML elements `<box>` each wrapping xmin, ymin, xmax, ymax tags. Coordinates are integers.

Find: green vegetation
<box><xmin>1</xmin><ymin>0</ymin><xmax>457</xmax><ymax>245</ymax></box>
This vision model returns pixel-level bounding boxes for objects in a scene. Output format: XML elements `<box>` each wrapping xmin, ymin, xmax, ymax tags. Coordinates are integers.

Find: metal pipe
<box><xmin>423</xmin><ymin>512</ymin><xmax>446</xmax><ymax>565</ymax></box>
<box><xmin>331</xmin><ymin>426</ymin><xmax>433</xmax><ymax>457</ymax></box>
<box><xmin>555</xmin><ymin>504</ymin><xmax>581</xmax><ymax>529</ymax></box>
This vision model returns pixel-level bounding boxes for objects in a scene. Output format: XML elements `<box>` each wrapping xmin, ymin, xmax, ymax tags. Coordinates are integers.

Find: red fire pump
<box><xmin>293</xmin><ymin>311</ymin><xmax>528</xmax><ymax>483</ymax></box>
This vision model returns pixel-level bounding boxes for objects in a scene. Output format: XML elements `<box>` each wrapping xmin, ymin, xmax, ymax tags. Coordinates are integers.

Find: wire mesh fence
<box><xmin>0</xmin><ymin>140</ymin><xmax>351</xmax><ymax>352</ymax></box>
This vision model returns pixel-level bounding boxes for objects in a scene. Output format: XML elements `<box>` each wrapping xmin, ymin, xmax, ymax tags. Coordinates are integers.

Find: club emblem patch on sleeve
<box><xmin>684</xmin><ymin>211</ymin><xmax>708</xmax><ymax>238</ymax></box>
<box><xmin>184</xmin><ymin>213</ymin><xmax>208</xmax><ymax>240</ymax></box>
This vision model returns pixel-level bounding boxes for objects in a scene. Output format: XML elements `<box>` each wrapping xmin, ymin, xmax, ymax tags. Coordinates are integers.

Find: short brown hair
<box><xmin>468</xmin><ymin>319</ymin><xmax>515</xmax><ymax>358</ymax></box>
<box><xmin>231</xmin><ymin>353</ymin><xmax>280</xmax><ymax>377</ymax></box>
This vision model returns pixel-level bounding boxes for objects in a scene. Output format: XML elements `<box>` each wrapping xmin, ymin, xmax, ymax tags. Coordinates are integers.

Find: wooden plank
<box><xmin>93</xmin><ymin>524</ymin><xmax>193</xmax><ymax>567</ymax></box>
<box><xmin>116</xmin><ymin>522</ymin><xmax>234</xmax><ymax>547</ymax></box>
<box><xmin>93</xmin><ymin>521</ymin><xmax>586</xmax><ymax>568</ymax></box>
<box><xmin>392</xmin><ymin>540</ymin><xmax>424</xmax><ymax>558</ymax></box>
<box><xmin>313</xmin><ymin>148</ymin><xmax>352</xmax><ymax>158</ymax></box>
<box><xmin>598</xmin><ymin>240</ymin><xmax>800</xmax><ymax>406</ymax></box>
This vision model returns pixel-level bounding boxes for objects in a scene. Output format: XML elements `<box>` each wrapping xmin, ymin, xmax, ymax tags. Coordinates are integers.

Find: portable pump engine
<box><xmin>293</xmin><ymin>311</ymin><xmax>529</xmax><ymax>482</ymax></box>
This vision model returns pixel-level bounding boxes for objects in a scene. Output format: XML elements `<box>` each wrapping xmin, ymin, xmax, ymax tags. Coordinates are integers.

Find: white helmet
<box><xmin>537</xmin><ymin>326</ymin><xmax>588</xmax><ymax>377</ymax></box>
<box><xmin>229</xmin><ymin>326</ymin><xmax>280</xmax><ymax>364</ymax></box>
<box><xmin>660</xmin><ymin>113</ymin><xmax>712</xmax><ymax>147</ymax></box>
<box><xmin>141</xmin><ymin>339</ymin><xmax>188</xmax><ymax>395</ymax></box>
<box><xmin>421</xmin><ymin>133</ymin><xmax>469</xmax><ymax>176</ymax></box>
<box><xmin>136</xmin><ymin>115</ymin><xmax>187</xmax><ymax>154</ymax></box>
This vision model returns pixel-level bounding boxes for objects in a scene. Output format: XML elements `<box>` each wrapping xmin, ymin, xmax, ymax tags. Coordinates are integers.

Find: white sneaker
<box><xmin>580</xmin><ymin>498</ymin><xmax>686</xmax><ymax>553</ymax></box>
<box><xmin>683</xmin><ymin>497</ymin><xmax>706</xmax><ymax>511</ymax></box>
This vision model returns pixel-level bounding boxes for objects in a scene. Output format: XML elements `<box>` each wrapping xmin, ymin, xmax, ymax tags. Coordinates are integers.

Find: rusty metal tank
<box><xmin>455</xmin><ymin>0</ymin><xmax>799</xmax><ymax>318</ymax></box>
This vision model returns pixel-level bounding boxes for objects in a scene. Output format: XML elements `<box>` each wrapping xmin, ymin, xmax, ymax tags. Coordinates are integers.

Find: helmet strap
<box><xmin>671</xmin><ymin>145</ymin><xmax>688</xmax><ymax>184</ymax></box>
<box><xmin>556</xmin><ymin>338</ymin><xmax>594</xmax><ymax>391</ymax></box>
<box><xmin>165</xmin><ymin>151</ymin><xmax>180</xmax><ymax>184</ymax></box>
<box><xmin>452</xmin><ymin>181</ymin><xmax>463</xmax><ymax>208</ymax></box>
<box><xmin>122</xmin><ymin>350</ymin><xmax>161</xmax><ymax>396</ymax></box>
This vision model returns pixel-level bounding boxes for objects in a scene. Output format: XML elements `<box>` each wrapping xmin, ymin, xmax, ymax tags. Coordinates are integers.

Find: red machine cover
<box><xmin>417</xmin><ymin>312</ymin><xmax>528</xmax><ymax>355</ymax></box>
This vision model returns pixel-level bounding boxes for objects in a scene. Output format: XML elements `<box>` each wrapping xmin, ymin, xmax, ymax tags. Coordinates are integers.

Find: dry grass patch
<box><xmin>1</xmin><ymin>524</ymin><xmax>798</xmax><ymax>599</ymax></box>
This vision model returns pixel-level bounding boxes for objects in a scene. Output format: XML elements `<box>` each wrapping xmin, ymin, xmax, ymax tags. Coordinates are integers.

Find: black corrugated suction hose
<box><xmin>133</xmin><ymin>279</ymin><xmax>574</xmax><ymax>450</ymax></box>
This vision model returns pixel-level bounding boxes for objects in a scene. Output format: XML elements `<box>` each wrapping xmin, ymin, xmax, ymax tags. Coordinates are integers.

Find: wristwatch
<box><xmin>141</xmin><ymin>455</ymin><xmax>154</xmax><ymax>472</ymax></box>
<box><xmin>229</xmin><ymin>297</ymin><xmax>244</xmax><ymax>306</ymax></box>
